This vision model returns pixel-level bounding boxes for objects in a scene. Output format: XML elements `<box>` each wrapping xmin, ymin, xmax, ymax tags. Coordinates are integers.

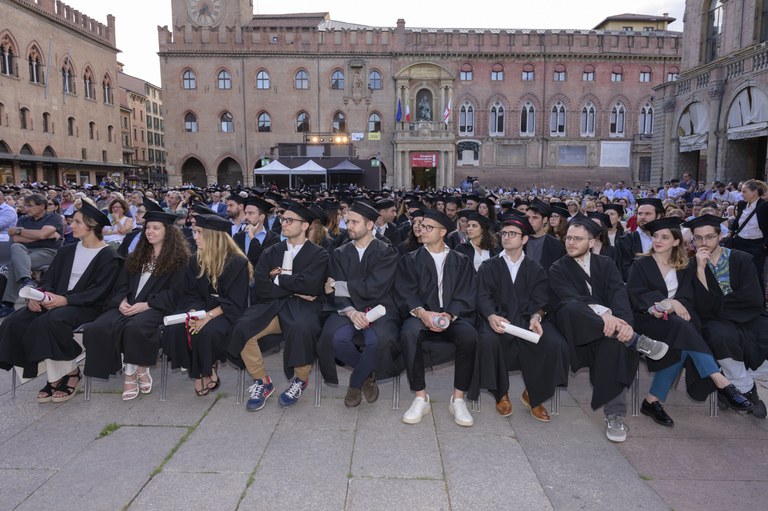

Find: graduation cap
<box><xmin>466</xmin><ymin>212</ymin><xmax>492</xmax><ymax>229</ymax></box>
<box><xmin>501</xmin><ymin>216</ymin><xmax>533</xmax><ymax>236</ymax></box>
<box><xmin>528</xmin><ymin>198</ymin><xmax>552</xmax><ymax>217</ymax></box>
<box><xmin>636</xmin><ymin>198</ymin><xmax>664</xmax><ymax>214</ymax></box>
<box><xmin>445</xmin><ymin>197</ymin><xmax>463</xmax><ymax>207</ymax></box>
<box><xmin>603</xmin><ymin>203</ymin><xmax>625</xmax><ymax>217</ymax></box>
<box><xmin>645</xmin><ymin>217</ymin><xmax>684</xmax><ymax>234</ymax></box>
<box><xmin>422</xmin><ymin>209</ymin><xmax>454</xmax><ymax>233</ymax></box>
<box><xmin>195</xmin><ymin>214</ymin><xmax>232</xmax><ymax>232</ymax></box>
<box><xmin>683</xmin><ymin>214</ymin><xmax>723</xmax><ymax>232</ymax></box>
<box><xmin>191</xmin><ymin>202</ymin><xmax>217</xmax><ymax>216</ymax></box>
<box><xmin>550</xmin><ymin>203</ymin><xmax>570</xmax><ymax>218</ymax></box>
<box><xmin>498</xmin><ymin>209</ymin><xmax>527</xmax><ymax>221</ymax></box>
<box><xmin>309</xmin><ymin>203</ymin><xmax>328</xmax><ymax>224</ymax></box>
<box><xmin>410</xmin><ymin>208</ymin><xmax>425</xmax><ymax>219</ymax></box>
<box><xmin>226</xmin><ymin>193</ymin><xmax>246</xmax><ymax>205</ymax></box>
<box><xmin>286</xmin><ymin>201</ymin><xmax>315</xmax><ymax>223</ymax></box>
<box><xmin>456</xmin><ymin>209</ymin><xmax>474</xmax><ymax>220</ymax></box>
<box><xmin>79</xmin><ymin>200</ymin><xmax>110</xmax><ymax>228</ymax></box>
<box><xmin>477</xmin><ymin>197</ymin><xmax>496</xmax><ymax>209</ymax></box>
<box><xmin>144</xmin><ymin>211</ymin><xmax>178</xmax><ymax>225</ymax></box>
<box><xmin>265</xmin><ymin>191</ymin><xmax>282</xmax><ymax>203</ymax></box>
<box><xmin>350</xmin><ymin>201</ymin><xmax>380</xmax><ymax>222</ymax></box>
<box><xmin>322</xmin><ymin>200</ymin><xmax>340</xmax><ymax>212</ymax></box>
<box><xmin>568</xmin><ymin>216</ymin><xmax>603</xmax><ymax>238</ymax></box>
<box><xmin>143</xmin><ymin>197</ymin><xmax>164</xmax><ymax>213</ymax></box>
<box><xmin>587</xmin><ymin>211</ymin><xmax>612</xmax><ymax>230</ymax></box>
<box><xmin>375</xmin><ymin>198</ymin><xmax>395</xmax><ymax>210</ymax></box>
<box><xmin>500</xmin><ymin>200</ymin><xmax>514</xmax><ymax>210</ymax></box>
<box><xmin>245</xmin><ymin>196</ymin><xmax>274</xmax><ymax>214</ymax></box>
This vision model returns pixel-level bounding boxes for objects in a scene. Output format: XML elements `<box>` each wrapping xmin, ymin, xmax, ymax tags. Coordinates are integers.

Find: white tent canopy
<box><xmin>291</xmin><ymin>159</ymin><xmax>326</xmax><ymax>174</ymax></box>
<box><xmin>254</xmin><ymin>159</ymin><xmax>291</xmax><ymax>175</ymax></box>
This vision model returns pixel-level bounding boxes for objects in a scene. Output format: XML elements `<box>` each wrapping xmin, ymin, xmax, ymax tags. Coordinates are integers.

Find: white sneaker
<box><xmin>449</xmin><ymin>396</ymin><xmax>474</xmax><ymax>427</ymax></box>
<box><xmin>402</xmin><ymin>395</ymin><xmax>431</xmax><ymax>424</ymax></box>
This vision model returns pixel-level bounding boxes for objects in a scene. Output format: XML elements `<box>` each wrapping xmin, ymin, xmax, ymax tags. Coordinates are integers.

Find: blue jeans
<box><xmin>648</xmin><ymin>350</ymin><xmax>720</xmax><ymax>401</ymax></box>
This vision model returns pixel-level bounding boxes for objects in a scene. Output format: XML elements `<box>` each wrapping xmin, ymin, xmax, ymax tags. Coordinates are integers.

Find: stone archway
<box><xmin>181</xmin><ymin>157</ymin><xmax>206</xmax><ymax>187</ymax></box>
<box><xmin>216</xmin><ymin>157</ymin><xmax>243</xmax><ymax>187</ymax></box>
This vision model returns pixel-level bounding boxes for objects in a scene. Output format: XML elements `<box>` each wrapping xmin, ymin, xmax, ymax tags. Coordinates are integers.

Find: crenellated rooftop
<box><xmin>15</xmin><ymin>0</ymin><xmax>117</xmax><ymax>48</ymax></box>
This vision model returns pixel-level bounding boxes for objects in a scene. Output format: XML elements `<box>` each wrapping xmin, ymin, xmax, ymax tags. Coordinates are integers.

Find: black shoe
<box><xmin>640</xmin><ymin>399</ymin><xmax>674</xmax><ymax>427</ymax></box>
<box><xmin>718</xmin><ymin>384</ymin><xmax>754</xmax><ymax>412</ymax></box>
<box><xmin>745</xmin><ymin>384</ymin><xmax>767</xmax><ymax>419</ymax></box>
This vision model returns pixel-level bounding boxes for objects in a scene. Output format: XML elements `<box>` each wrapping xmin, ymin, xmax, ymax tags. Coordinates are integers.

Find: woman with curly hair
<box><xmin>102</xmin><ymin>198</ymin><xmax>134</xmax><ymax>247</ymax></box>
<box><xmin>455</xmin><ymin>212</ymin><xmax>501</xmax><ymax>271</ymax></box>
<box><xmin>163</xmin><ymin>214</ymin><xmax>252</xmax><ymax>396</ymax></box>
<box><xmin>83</xmin><ymin>210</ymin><xmax>190</xmax><ymax>400</ymax></box>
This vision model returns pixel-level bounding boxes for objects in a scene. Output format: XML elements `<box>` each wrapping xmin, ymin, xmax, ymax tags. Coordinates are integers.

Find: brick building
<box><xmin>0</xmin><ymin>0</ymin><xmax>127</xmax><ymax>185</ymax></box>
<box><xmin>653</xmin><ymin>1</ymin><xmax>768</xmax><ymax>185</ymax></box>
<box><xmin>159</xmin><ymin>2</ymin><xmax>682</xmax><ymax>188</ymax></box>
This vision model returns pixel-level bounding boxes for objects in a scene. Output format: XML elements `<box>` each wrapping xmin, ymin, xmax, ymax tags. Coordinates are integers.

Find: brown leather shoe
<box><xmin>521</xmin><ymin>390</ymin><xmax>551</xmax><ymax>422</ymax></box>
<box><xmin>495</xmin><ymin>393</ymin><xmax>513</xmax><ymax>417</ymax></box>
<box><xmin>362</xmin><ymin>374</ymin><xmax>379</xmax><ymax>403</ymax></box>
<box><xmin>344</xmin><ymin>386</ymin><xmax>362</xmax><ymax>408</ymax></box>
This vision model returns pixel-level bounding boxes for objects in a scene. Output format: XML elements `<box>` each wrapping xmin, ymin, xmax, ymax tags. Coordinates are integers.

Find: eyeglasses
<box><xmin>500</xmin><ymin>231</ymin><xmax>523</xmax><ymax>238</ymax></box>
<box><xmin>279</xmin><ymin>216</ymin><xmax>304</xmax><ymax>225</ymax></box>
<box><xmin>420</xmin><ymin>223</ymin><xmax>443</xmax><ymax>233</ymax></box>
<box><xmin>564</xmin><ymin>235</ymin><xmax>590</xmax><ymax>243</ymax></box>
<box><xmin>693</xmin><ymin>233</ymin><xmax>719</xmax><ymax>243</ymax></box>
<box><xmin>277</xmin><ymin>209</ymin><xmax>286</xmax><ymax>214</ymax></box>
<box><xmin>47</xmin><ymin>202</ymin><xmax>55</xmax><ymax>206</ymax></box>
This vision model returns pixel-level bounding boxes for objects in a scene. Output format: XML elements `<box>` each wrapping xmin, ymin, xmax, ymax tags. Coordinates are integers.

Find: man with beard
<box><xmin>317</xmin><ymin>200</ymin><xmax>402</xmax><ymax>407</ymax></box>
<box><xmin>373</xmin><ymin>198</ymin><xmax>403</xmax><ymax>246</ymax></box>
<box><xmin>444</xmin><ymin>197</ymin><xmax>461</xmax><ymax>224</ymax></box>
<box><xmin>549</xmin><ymin>217</ymin><xmax>669</xmax><ymax>442</ymax></box>
<box><xmin>233</xmin><ymin>196</ymin><xmax>281</xmax><ymax>287</ymax></box>
<box><xmin>226</xmin><ymin>193</ymin><xmax>247</xmax><ymax>236</ymax></box>
<box><xmin>523</xmin><ymin>199</ymin><xmax>565</xmax><ymax>273</ymax></box>
<box><xmin>617</xmin><ymin>198</ymin><xmax>663</xmax><ymax>281</ymax></box>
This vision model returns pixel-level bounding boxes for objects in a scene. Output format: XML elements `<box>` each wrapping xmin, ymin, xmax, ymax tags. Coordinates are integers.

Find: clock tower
<box><xmin>172</xmin><ymin>0</ymin><xmax>253</xmax><ymax>28</ymax></box>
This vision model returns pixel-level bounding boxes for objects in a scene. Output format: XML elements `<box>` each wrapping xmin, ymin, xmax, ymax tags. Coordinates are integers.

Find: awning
<box><xmin>291</xmin><ymin>160</ymin><xmax>326</xmax><ymax>174</ymax></box>
<box><xmin>679</xmin><ymin>133</ymin><xmax>708</xmax><ymax>152</ymax></box>
<box><xmin>327</xmin><ymin>159</ymin><xmax>363</xmax><ymax>174</ymax></box>
<box><xmin>253</xmin><ymin>160</ymin><xmax>292</xmax><ymax>175</ymax></box>
<box><xmin>0</xmin><ymin>152</ymin><xmax>137</xmax><ymax>169</ymax></box>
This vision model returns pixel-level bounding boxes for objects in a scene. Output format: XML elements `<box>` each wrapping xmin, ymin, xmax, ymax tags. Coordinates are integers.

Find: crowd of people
<box><xmin>0</xmin><ymin>173</ymin><xmax>766</xmax><ymax>443</ymax></box>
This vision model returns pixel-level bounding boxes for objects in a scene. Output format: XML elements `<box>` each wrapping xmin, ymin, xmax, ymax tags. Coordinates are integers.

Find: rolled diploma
<box><xmin>354</xmin><ymin>304</ymin><xmax>386</xmax><ymax>330</ymax></box>
<box><xmin>281</xmin><ymin>251</ymin><xmax>293</xmax><ymax>275</ymax></box>
<box><xmin>19</xmin><ymin>287</ymin><xmax>51</xmax><ymax>302</ymax></box>
<box><xmin>163</xmin><ymin>310</ymin><xmax>207</xmax><ymax>327</ymax></box>
<box><xmin>502</xmin><ymin>322</ymin><xmax>541</xmax><ymax>344</ymax></box>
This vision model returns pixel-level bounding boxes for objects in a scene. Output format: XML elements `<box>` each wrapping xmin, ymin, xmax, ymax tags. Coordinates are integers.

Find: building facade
<box><xmin>159</xmin><ymin>1</ymin><xmax>682</xmax><ymax>188</ymax></box>
<box><xmin>0</xmin><ymin>0</ymin><xmax>126</xmax><ymax>185</ymax></box>
<box><xmin>653</xmin><ymin>0</ymin><xmax>768</xmax><ymax>185</ymax></box>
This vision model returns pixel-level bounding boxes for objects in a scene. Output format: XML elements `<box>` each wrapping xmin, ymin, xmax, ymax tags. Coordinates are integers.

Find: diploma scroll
<box><xmin>354</xmin><ymin>304</ymin><xmax>386</xmax><ymax>330</ymax></box>
<box><xmin>281</xmin><ymin>251</ymin><xmax>293</xmax><ymax>275</ymax></box>
<box><xmin>502</xmin><ymin>322</ymin><xmax>541</xmax><ymax>344</ymax></box>
<box><xmin>19</xmin><ymin>286</ymin><xmax>52</xmax><ymax>302</ymax></box>
<box><xmin>163</xmin><ymin>310</ymin><xmax>207</xmax><ymax>327</ymax></box>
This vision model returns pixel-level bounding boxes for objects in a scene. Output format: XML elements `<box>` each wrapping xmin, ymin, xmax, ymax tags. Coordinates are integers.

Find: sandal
<box><xmin>122</xmin><ymin>373</ymin><xmax>140</xmax><ymax>401</ymax></box>
<box><xmin>137</xmin><ymin>367</ymin><xmax>152</xmax><ymax>394</ymax></box>
<box><xmin>194</xmin><ymin>378</ymin><xmax>210</xmax><ymax>397</ymax></box>
<box><xmin>51</xmin><ymin>369</ymin><xmax>82</xmax><ymax>403</ymax></box>
<box><xmin>37</xmin><ymin>381</ymin><xmax>57</xmax><ymax>403</ymax></box>
<box><xmin>207</xmin><ymin>363</ymin><xmax>221</xmax><ymax>392</ymax></box>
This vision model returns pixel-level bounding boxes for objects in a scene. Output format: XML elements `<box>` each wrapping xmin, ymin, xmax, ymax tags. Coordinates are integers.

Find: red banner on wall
<box><xmin>410</xmin><ymin>152</ymin><xmax>438</xmax><ymax>167</ymax></box>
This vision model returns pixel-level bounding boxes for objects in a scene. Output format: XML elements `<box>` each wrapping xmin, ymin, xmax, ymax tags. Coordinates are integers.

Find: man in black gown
<box><xmin>617</xmin><ymin>197</ymin><xmax>663</xmax><ymax>281</ymax></box>
<box><xmin>373</xmin><ymin>198</ymin><xmax>403</xmax><ymax>246</ymax></box>
<box><xmin>233</xmin><ymin>196</ymin><xmax>280</xmax><ymax>300</ymax></box>
<box><xmin>317</xmin><ymin>200</ymin><xmax>402</xmax><ymax>407</ymax></box>
<box><xmin>524</xmin><ymin>199</ymin><xmax>565</xmax><ymax>273</ymax></box>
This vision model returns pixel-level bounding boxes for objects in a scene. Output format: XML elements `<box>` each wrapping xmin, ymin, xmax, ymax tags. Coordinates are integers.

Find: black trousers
<box><xmin>732</xmin><ymin>236</ymin><xmax>766</xmax><ymax>297</ymax></box>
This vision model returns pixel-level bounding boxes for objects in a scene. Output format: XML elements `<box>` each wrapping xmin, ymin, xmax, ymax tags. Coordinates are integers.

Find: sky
<box><xmin>65</xmin><ymin>0</ymin><xmax>686</xmax><ymax>85</ymax></box>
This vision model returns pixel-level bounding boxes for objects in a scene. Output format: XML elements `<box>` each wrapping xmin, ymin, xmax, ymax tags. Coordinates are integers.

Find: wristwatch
<box><xmin>15</xmin><ymin>227</ymin><xmax>21</xmax><ymax>235</ymax></box>
<box><xmin>207</xmin><ymin>311</ymin><xmax>215</xmax><ymax>319</ymax></box>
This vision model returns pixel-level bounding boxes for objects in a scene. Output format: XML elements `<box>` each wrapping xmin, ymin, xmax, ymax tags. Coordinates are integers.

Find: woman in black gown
<box><xmin>454</xmin><ymin>212</ymin><xmax>501</xmax><ymax>271</ymax></box>
<box><xmin>83</xmin><ymin>211</ymin><xmax>190</xmax><ymax>400</ymax></box>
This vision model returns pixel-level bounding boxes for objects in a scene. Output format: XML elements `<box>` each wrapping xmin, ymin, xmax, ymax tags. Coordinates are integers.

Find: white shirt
<box><xmin>136</xmin><ymin>270</ymin><xmax>153</xmax><ymax>297</ymax></box>
<box><xmin>737</xmin><ymin>201</ymin><xmax>762</xmax><ymax>240</ymax></box>
<box><xmin>472</xmin><ymin>246</ymin><xmax>490</xmax><ymax>271</ymax></box>
<box><xmin>638</xmin><ymin>229</ymin><xmax>653</xmax><ymax>253</ymax></box>
<box><xmin>68</xmin><ymin>242</ymin><xmax>107</xmax><ymax>290</ymax></box>
<box><xmin>427</xmin><ymin>245</ymin><xmax>450</xmax><ymax>308</ymax></box>
<box><xmin>574</xmin><ymin>252</ymin><xmax>611</xmax><ymax>316</ymax></box>
<box><xmin>501</xmin><ymin>251</ymin><xmax>525</xmax><ymax>283</ymax></box>
<box><xmin>663</xmin><ymin>270</ymin><xmax>678</xmax><ymax>299</ymax></box>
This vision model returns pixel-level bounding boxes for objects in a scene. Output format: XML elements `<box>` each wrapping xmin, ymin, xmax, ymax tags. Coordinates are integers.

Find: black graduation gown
<box><xmin>0</xmin><ymin>243</ymin><xmax>121</xmax><ymax>378</ymax></box>
<box><xmin>329</xmin><ymin>228</ymin><xmax>349</xmax><ymax>248</ymax></box>
<box><xmin>445</xmin><ymin>230</ymin><xmax>467</xmax><ymax>249</ymax></box>
<box><xmin>267</xmin><ymin>215</ymin><xmax>282</xmax><ymax>235</ymax></box>
<box><xmin>317</xmin><ymin>238</ymin><xmax>403</xmax><ymax>383</ymax></box>
<box><xmin>162</xmin><ymin>254</ymin><xmax>249</xmax><ymax>379</ymax></box>
<box><xmin>117</xmin><ymin>228</ymin><xmax>142</xmax><ymax>258</ymax></box>
<box><xmin>453</xmin><ymin>242</ymin><xmax>501</xmax><ymax>271</ymax></box>
<box><xmin>83</xmin><ymin>262</ymin><xmax>186</xmax><ymax>379</ymax></box>
<box><xmin>549</xmin><ymin>254</ymin><xmax>639</xmax><ymax>410</ymax></box>
<box><xmin>523</xmin><ymin>234</ymin><xmax>565</xmax><ymax>273</ymax></box>
<box><xmin>380</xmin><ymin>223</ymin><xmax>403</xmax><ymax>247</ymax></box>
<box><xmin>472</xmin><ymin>255</ymin><xmax>569</xmax><ymax>406</ymax></box>
<box><xmin>617</xmin><ymin>230</ymin><xmax>644</xmax><ymax>282</ymax></box>
<box><xmin>227</xmin><ymin>240</ymin><xmax>328</xmax><ymax>378</ymax></box>
<box><xmin>690</xmin><ymin>249</ymin><xmax>768</xmax><ymax>369</ymax></box>
<box><xmin>627</xmin><ymin>257</ymin><xmax>715</xmax><ymax>401</ymax></box>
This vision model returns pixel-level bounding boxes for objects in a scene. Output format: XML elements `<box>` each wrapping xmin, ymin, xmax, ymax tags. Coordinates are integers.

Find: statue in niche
<box><xmin>353</xmin><ymin>72</ymin><xmax>362</xmax><ymax>89</ymax></box>
<box><xmin>417</xmin><ymin>92</ymin><xmax>432</xmax><ymax>121</ymax></box>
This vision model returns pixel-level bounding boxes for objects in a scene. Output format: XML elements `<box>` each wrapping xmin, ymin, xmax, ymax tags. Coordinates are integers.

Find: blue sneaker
<box><xmin>0</xmin><ymin>304</ymin><xmax>15</xmax><ymax>319</ymax></box>
<box><xmin>246</xmin><ymin>377</ymin><xmax>274</xmax><ymax>411</ymax></box>
<box><xmin>278</xmin><ymin>377</ymin><xmax>308</xmax><ymax>407</ymax></box>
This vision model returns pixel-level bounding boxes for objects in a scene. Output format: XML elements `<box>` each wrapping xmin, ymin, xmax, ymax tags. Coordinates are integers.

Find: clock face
<box><xmin>188</xmin><ymin>0</ymin><xmax>224</xmax><ymax>27</ymax></box>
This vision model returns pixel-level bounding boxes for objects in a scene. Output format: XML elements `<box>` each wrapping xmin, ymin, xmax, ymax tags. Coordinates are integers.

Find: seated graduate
<box><xmin>549</xmin><ymin>217</ymin><xmax>670</xmax><ymax>443</ymax></box>
<box><xmin>395</xmin><ymin>210</ymin><xmax>478</xmax><ymax>427</ymax></box>
<box><xmin>162</xmin><ymin>214</ymin><xmax>252</xmax><ymax>397</ymax></box>
<box><xmin>373</xmin><ymin>198</ymin><xmax>404</xmax><ymax>247</ymax></box>
<box><xmin>83</xmin><ymin>210</ymin><xmax>190</xmax><ymax>400</ymax></box>
<box><xmin>627</xmin><ymin>217</ymin><xmax>752</xmax><ymax>427</ymax></box>
<box><xmin>227</xmin><ymin>202</ymin><xmax>328</xmax><ymax>411</ymax></box>
<box><xmin>0</xmin><ymin>202</ymin><xmax>121</xmax><ymax>403</ymax></box>
<box><xmin>475</xmin><ymin>217</ymin><xmax>569</xmax><ymax>422</ymax></box>
<box><xmin>317</xmin><ymin>200</ymin><xmax>402</xmax><ymax>407</ymax></box>
<box><xmin>323</xmin><ymin>201</ymin><xmax>349</xmax><ymax>248</ymax></box>
<box><xmin>685</xmin><ymin>214</ymin><xmax>767</xmax><ymax>418</ymax></box>
<box><xmin>445</xmin><ymin>208</ymin><xmax>471</xmax><ymax>249</ymax></box>
<box><xmin>524</xmin><ymin>199</ymin><xmax>566</xmax><ymax>273</ymax></box>
<box><xmin>587</xmin><ymin>211</ymin><xmax>619</xmax><ymax>265</ymax></box>
<box><xmin>397</xmin><ymin>208</ymin><xmax>425</xmax><ymax>255</ymax></box>
<box><xmin>454</xmin><ymin>212</ymin><xmax>501</xmax><ymax>271</ymax></box>
<box><xmin>233</xmin><ymin>196</ymin><xmax>281</xmax><ymax>272</ymax></box>
<box><xmin>308</xmin><ymin>203</ymin><xmax>338</xmax><ymax>253</ymax></box>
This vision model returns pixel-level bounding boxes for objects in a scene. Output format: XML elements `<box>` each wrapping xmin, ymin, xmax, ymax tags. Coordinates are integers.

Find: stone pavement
<box><xmin>1</xmin><ymin>352</ymin><xmax>766</xmax><ymax>511</ymax></box>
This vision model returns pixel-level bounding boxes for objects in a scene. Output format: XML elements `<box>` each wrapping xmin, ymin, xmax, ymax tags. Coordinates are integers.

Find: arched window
<box><xmin>582</xmin><ymin>65</ymin><xmax>595</xmax><ymax>82</ymax></box>
<box><xmin>67</xmin><ymin>116</ymin><xmax>75</xmax><ymax>136</ymax></box>
<box><xmin>639</xmin><ymin>66</ymin><xmax>652</xmax><ymax>83</ymax></box>
<box><xmin>491</xmin><ymin>63</ymin><xmax>504</xmax><ymax>81</ymax></box>
<box><xmin>706</xmin><ymin>0</ymin><xmax>723</xmax><ymax>63</ymax></box>
<box><xmin>640</xmin><ymin>102</ymin><xmax>654</xmax><ymax>135</ymax></box>
<box><xmin>553</xmin><ymin>64</ymin><xmax>566</xmax><ymax>82</ymax></box>
<box><xmin>368</xmin><ymin>113</ymin><xmax>381</xmax><ymax>132</ymax></box>
<box><xmin>108</xmin><ymin>125</ymin><xmax>114</xmax><ymax>142</ymax></box>
<box><xmin>89</xmin><ymin>121</ymin><xmax>95</xmax><ymax>139</ymax></box>
<box><xmin>61</xmin><ymin>59</ymin><xmax>75</xmax><ymax>94</ymax></box>
<box><xmin>28</xmin><ymin>45</ymin><xmax>43</xmax><ymax>84</ymax></box>
<box><xmin>330</xmin><ymin>70</ymin><xmax>344</xmax><ymax>90</ymax></box>
<box><xmin>182</xmin><ymin>69</ymin><xmax>196</xmax><ymax>90</ymax></box>
<box><xmin>43</xmin><ymin>112</ymin><xmax>50</xmax><ymax>133</ymax></box>
<box><xmin>611</xmin><ymin>65</ymin><xmax>623</xmax><ymax>82</ymax></box>
<box><xmin>217</xmin><ymin>69</ymin><xmax>232</xmax><ymax>90</ymax></box>
<box><xmin>368</xmin><ymin>70</ymin><xmax>382</xmax><ymax>90</ymax></box>
<box><xmin>83</xmin><ymin>67</ymin><xmax>95</xmax><ymax>99</ymax></box>
<box><xmin>220</xmin><ymin>112</ymin><xmax>234</xmax><ymax>132</ymax></box>
<box><xmin>459</xmin><ymin>101</ymin><xmax>474</xmax><ymax>135</ymax></box>
<box><xmin>667</xmin><ymin>66</ymin><xmax>680</xmax><ymax>82</ymax></box>
<box><xmin>522</xmin><ymin>63</ymin><xmax>535</xmax><ymax>81</ymax></box>
<box><xmin>0</xmin><ymin>35</ymin><xmax>16</xmax><ymax>76</ymax></box>
<box><xmin>332</xmin><ymin>111</ymin><xmax>346</xmax><ymax>132</ymax></box>
<box><xmin>184</xmin><ymin>112</ymin><xmax>198</xmax><ymax>132</ymax></box>
<box><xmin>490</xmin><ymin>101</ymin><xmax>505</xmax><ymax>136</ymax></box>
<box><xmin>460</xmin><ymin>63</ymin><xmax>473</xmax><ymax>81</ymax></box>
<box><xmin>257</xmin><ymin>112</ymin><xmax>271</xmax><ymax>132</ymax></box>
<box><xmin>295</xmin><ymin>69</ymin><xmax>309</xmax><ymax>90</ymax></box>
<box><xmin>550</xmin><ymin>101</ymin><xmax>566</xmax><ymax>135</ymax></box>
<box><xmin>520</xmin><ymin>101</ymin><xmax>535</xmax><ymax>136</ymax></box>
<box><xmin>610</xmin><ymin>103</ymin><xmax>626</xmax><ymax>136</ymax></box>
<box><xmin>256</xmin><ymin>69</ymin><xmax>270</xmax><ymax>89</ymax></box>
<box><xmin>20</xmin><ymin>107</ymin><xmax>29</xmax><ymax>130</ymax></box>
<box><xmin>102</xmin><ymin>74</ymin><xmax>113</xmax><ymax>104</ymax></box>
<box><xmin>581</xmin><ymin>102</ymin><xmax>596</xmax><ymax>136</ymax></box>
<box><xmin>296</xmin><ymin>111</ymin><xmax>310</xmax><ymax>132</ymax></box>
